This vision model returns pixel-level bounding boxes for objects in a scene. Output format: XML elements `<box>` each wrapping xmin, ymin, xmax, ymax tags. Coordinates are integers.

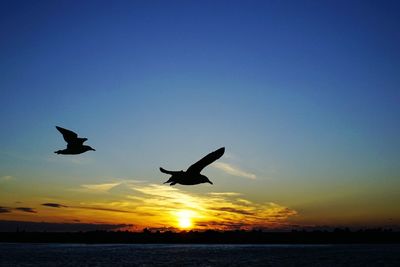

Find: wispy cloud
<box><xmin>15</xmin><ymin>207</ymin><xmax>37</xmax><ymax>213</ymax></box>
<box><xmin>0</xmin><ymin>206</ymin><xmax>37</xmax><ymax>214</ymax></box>
<box><xmin>42</xmin><ymin>203</ymin><xmax>67</xmax><ymax>208</ymax></box>
<box><xmin>79</xmin><ymin>182</ymin><xmax>122</xmax><ymax>192</ymax></box>
<box><xmin>208</xmin><ymin>192</ymin><xmax>242</xmax><ymax>197</ymax></box>
<box><xmin>42</xmin><ymin>202</ymin><xmax>135</xmax><ymax>214</ymax></box>
<box><xmin>77</xmin><ymin>206</ymin><xmax>134</xmax><ymax>214</ymax></box>
<box><xmin>125</xmin><ymin>183</ymin><xmax>297</xmax><ymax>230</ymax></box>
<box><xmin>0</xmin><ymin>175</ymin><xmax>13</xmax><ymax>181</ymax></box>
<box><xmin>46</xmin><ymin>155</ymin><xmax>94</xmax><ymax>165</ymax></box>
<box><xmin>214</xmin><ymin>207</ymin><xmax>255</xmax><ymax>216</ymax></box>
<box><xmin>0</xmin><ymin>206</ymin><xmax>11</xmax><ymax>213</ymax></box>
<box><xmin>212</xmin><ymin>162</ymin><xmax>256</xmax><ymax>179</ymax></box>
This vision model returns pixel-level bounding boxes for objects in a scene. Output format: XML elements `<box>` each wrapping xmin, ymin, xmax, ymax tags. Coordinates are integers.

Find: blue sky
<box><xmin>0</xmin><ymin>0</ymin><xmax>399</xmax><ymax>229</ymax></box>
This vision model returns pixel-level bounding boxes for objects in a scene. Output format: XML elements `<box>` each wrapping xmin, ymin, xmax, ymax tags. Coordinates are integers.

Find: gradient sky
<box><xmin>1</xmin><ymin>0</ymin><xmax>399</xmax><ymax>231</ymax></box>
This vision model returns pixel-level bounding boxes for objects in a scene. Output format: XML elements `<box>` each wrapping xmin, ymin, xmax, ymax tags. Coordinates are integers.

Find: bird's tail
<box><xmin>159</xmin><ymin>167</ymin><xmax>180</xmax><ymax>175</ymax></box>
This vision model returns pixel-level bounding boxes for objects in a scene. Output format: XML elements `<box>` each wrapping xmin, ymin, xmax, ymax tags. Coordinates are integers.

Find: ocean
<box><xmin>0</xmin><ymin>243</ymin><xmax>399</xmax><ymax>266</ymax></box>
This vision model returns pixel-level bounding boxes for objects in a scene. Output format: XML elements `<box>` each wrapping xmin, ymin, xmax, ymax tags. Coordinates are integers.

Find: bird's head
<box><xmin>200</xmin><ymin>174</ymin><xmax>213</xmax><ymax>185</ymax></box>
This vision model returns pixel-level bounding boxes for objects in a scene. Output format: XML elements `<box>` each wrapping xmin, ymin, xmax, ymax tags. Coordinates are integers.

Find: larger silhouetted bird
<box><xmin>160</xmin><ymin>147</ymin><xmax>225</xmax><ymax>186</ymax></box>
<box><xmin>54</xmin><ymin>126</ymin><xmax>95</xmax><ymax>155</ymax></box>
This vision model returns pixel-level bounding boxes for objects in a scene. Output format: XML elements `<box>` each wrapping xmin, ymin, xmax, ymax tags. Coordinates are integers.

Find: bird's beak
<box><xmin>208</xmin><ymin>181</ymin><xmax>213</xmax><ymax>185</ymax></box>
<box><xmin>92</xmin><ymin>148</ymin><xmax>96</xmax><ymax>151</ymax></box>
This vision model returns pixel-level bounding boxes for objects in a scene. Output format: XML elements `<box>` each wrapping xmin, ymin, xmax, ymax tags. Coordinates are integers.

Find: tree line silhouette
<box><xmin>1</xmin><ymin>228</ymin><xmax>399</xmax><ymax>244</ymax></box>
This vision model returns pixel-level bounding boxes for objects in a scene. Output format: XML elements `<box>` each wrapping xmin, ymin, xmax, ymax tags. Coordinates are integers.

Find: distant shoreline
<box><xmin>1</xmin><ymin>230</ymin><xmax>399</xmax><ymax>244</ymax></box>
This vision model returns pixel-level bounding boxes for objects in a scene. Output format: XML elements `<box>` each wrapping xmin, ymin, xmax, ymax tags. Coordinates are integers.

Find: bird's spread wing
<box><xmin>56</xmin><ymin>126</ymin><xmax>85</xmax><ymax>145</ymax></box>
<box><xmin>77</xmin><ymin>137</ymin><xmax>88</xmax><ymax>145</ymax></box>
<box><xmin>186</xmin><ymin>147</ymin><xmax>225</xmax><ymax>174</ymax></box>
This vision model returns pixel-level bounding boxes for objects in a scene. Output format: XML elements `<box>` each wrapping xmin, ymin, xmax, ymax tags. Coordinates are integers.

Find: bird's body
<box><xmin>55</xmin><ymin>145</ymin><xmax>95</xmax><ymax>155</ymax></box>
<box><xmin>54</xmin><ymin>126</ymin><xmax>95</xmax><ymax>155</ymax></box>
<box><xmin>160</xmin><ymin>147</ymin><xmax>225</xmax><ymax>186</ymax></box>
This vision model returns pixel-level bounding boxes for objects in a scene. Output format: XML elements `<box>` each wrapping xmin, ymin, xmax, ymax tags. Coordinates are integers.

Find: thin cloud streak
<box><xmin>0</xmin><ymin>206</ymin><xmax>37</xmax><ymax>214</ymax></box>
<box><xmin>74</xmin><ymin>206</ymin><xmax>134</xmax><ymax>214</ymax></box>
<box><xmin>212</xmin><ymin>162</ymin><xmax>256</xmax><ymax>179</ymax></box>
<box><xmin>42</xmin><ymin>203</ymin><xmax>67</xmax><ymax>208</ymax></box>
<box><xmin>42</xmin><ymin>202</ymin><xmax>135</xmax><ymax>214</ymax></box>
<box><xmin>208</xmin><ymin>192</ymin><xmax>242</xmax><ymax>197</ymax></box>
<box><xmin>0</xmin><ymin>206</ymin><xmax>11</xmax><ymax>213</ymax></box>
<box><xmin>214</xmin><ymin>207</ymin><xmax>255</xmax><ymax>216</ymax></box>
<box><xmin>0</xmin><ymin>175</ymin><xmax>13</xmax><ymax>181</ymax></box>
<box><xmin>80</xmin><ymin>182</ymin><xmax>122</xmax><ymax>192</ymax></box>
<box><xmin>15</xmin><ymin>207</ymin><xmax>37</xmax><ymax>213</ymax></box>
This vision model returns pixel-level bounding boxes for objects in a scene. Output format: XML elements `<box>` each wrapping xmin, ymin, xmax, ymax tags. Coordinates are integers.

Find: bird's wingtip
<box><xmin>217</xmin><ymin>147</ymin><xmax>225</xmax><ymax>154</ymax></box>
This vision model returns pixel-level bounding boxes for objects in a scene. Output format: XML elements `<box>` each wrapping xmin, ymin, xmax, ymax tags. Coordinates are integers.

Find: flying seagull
<box><xmin>160</xmin><ymin>147</ymin><xmax>225</xmax><ymax>186</ymax></box>
<box><xmin>54</xmin><ymin>126</ymin><xmax>95</xmax><ymax>155</ymax></box>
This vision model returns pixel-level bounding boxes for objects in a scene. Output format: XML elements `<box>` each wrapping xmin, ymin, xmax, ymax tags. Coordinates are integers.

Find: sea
<box><xmin>0</xmin><ymin>243</ymin><xmax>399</xmax><ymax>266</ymax></box>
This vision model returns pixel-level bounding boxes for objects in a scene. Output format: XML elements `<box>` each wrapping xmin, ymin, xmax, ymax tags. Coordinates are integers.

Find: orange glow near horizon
<box><xmin>0</xmin><ymin>181</ymin><xmax>301</xmax><ymax>231</ymax></box>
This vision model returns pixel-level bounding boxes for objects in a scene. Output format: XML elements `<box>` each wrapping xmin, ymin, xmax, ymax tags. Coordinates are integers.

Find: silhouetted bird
<box><xmin>54</xmin><ymin>126</ymin><xmax>95</xmax><ymax>155</ymax></box>
<box><xmin>160</xmin><ymin>147</ymin><xmax>225</xmax><ymax>186</ymax></box>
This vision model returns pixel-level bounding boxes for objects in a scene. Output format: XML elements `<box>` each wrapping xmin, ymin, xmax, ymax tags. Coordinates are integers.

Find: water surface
<box><xmin>1</xmin><ymin>243</ymin><xmax>399</xmax><ymax>266</ymax></box>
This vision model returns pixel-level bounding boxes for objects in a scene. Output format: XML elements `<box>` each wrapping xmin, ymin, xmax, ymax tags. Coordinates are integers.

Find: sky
<box><xmin>0</xmin><ymin>0</ymin><xmax>399</xmax><ymax>231</ymax></box>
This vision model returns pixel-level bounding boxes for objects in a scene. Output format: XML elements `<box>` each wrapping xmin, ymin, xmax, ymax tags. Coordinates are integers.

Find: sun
<box><xmin>176</xmin><ymin>210</ymin><xmax>194</xmax><ymax>229</ymax></box>
<box><xmin>179</xmin><ymin>216</ymin><xmax>192</xmax><ymax>229</ymax></box>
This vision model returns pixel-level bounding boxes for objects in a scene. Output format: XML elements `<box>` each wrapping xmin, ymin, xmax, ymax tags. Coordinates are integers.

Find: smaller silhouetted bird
<box><xmin>54</xmin><ymin>126</ymin><xmax>95</xmax><ymax>155</ymax></box>
<box><xmin>160</xmin><ymin>147</ymin><xmax>225</xmax><ymax>186</ymax></box>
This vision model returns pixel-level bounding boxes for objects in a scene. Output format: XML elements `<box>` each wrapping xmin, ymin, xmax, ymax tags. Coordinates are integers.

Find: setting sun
<box><xmin>176</xmin><ymin>210</ymin><xmax>194</xmax><ymax>229</ymax></box>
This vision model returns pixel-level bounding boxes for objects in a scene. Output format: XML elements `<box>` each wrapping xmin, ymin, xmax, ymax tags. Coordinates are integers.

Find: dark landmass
<box><xmin>1</xmin><ymin>228</ymin><xmax>399</xmax><ymax>244</ymax></box>
<box><xmin>0</xmin><ymin>220</ymin><xmax>130</xmax><ymax>232</ymax></box>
